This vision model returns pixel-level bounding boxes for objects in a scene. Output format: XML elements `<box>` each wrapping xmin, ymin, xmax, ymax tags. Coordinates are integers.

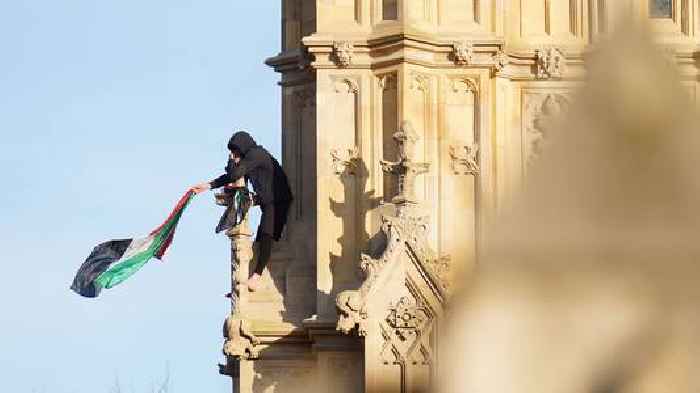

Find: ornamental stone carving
<box><xmin>216</xmin><ymin>180</ymin><xmax>259</xmax><ymax>361</ymax></box>
<box><xmin>331</xmin><ymin>76</ymin><xmax>359</xmax><ymax>94</ymax></box>
<box><xmin>330</xmin><ymin>147</ymin><xmax>360</xmax><ymax>176</ymax></box>
<box><xmin>380</xmin><ymin>121</ymin><xmax>430</xmax><ymax>205</ymax></box>
<box><xmin>335</xmin><ymin>210</ymin><xmax>408</xmax><ymax>336</ymax></box>
<box><xmin>386</xmin><ymin>296</ymin><xmax>428</xmax><ymax>341</ymax></box>
<box><xmin>410</xmin><ymin>72</ymin><xmax>430</xmax><ymax>92</ymax></box>
<box><xmin>536</xmin><ymin>47</ymin><xmax>567</xmax><ymax>79</ymax></box>
<box><xmin>450</xmin><ymin>77</ymin><xmax>478</xmax><ymax>94</ymax></box>
<box><xmin>380</xmin><ymin>296</ymin><xmax>433</xmax><ymax>365</ymax></box>
<box><xmin>223</xmin><ymin>314</ymin><xmax>260</xmax><ymax>360</ymax></box>
<box><xmin>453</xmin><ymin>41</ymin><xmax>474</xmax><ymax>65</ymax></box>
<box><xmin>336</xmin><ymin>290</ymin><xmax>368</xmax><ymax>336</ymax></box>
<box><xmin>449</xmin><ymin>144</ymin><xmax>480</xmax><ymax>175</ymax></box>
<box><xmin>336</xmin><ymin>122</ymin><xmax>451</xmax><ymax>339</ymax></box>
<box><xmin>332</xmin><ymin>41</ymin><xmax>354</xmax><ymax>68</ymax></box>
<box><xmin>492</xmin><ymin>50</ymin><xmax>510</xmax><ymax>72</ymax></box>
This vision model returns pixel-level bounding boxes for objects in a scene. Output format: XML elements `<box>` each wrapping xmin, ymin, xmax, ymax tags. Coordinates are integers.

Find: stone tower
<box><xmin>221</xmin><ymin>1</ymin><xmax>700</xmax><ymax>392</ymax></box>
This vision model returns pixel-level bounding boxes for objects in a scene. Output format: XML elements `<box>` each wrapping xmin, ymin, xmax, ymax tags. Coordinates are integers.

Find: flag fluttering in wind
<box><xmin>70</xmin><ymin>190</ymin><xmax>195</xmax><ymax>298</ymax></box>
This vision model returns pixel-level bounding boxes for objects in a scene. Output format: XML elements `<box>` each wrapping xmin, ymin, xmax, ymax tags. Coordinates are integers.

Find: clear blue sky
<box><xmin>0</xmin><ymin>2</ymin><xmax>280</xmax><ymax>392</ymax></box>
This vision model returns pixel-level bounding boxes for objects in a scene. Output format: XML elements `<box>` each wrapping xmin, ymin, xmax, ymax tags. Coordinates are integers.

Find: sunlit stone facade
<box><xmin>222</xmin><ymin>1</ymin><xmax>700</xmax><ymax>392</ymax></box>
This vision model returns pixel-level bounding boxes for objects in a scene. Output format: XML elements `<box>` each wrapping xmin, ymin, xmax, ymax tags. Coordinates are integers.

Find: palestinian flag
<box><xmin>70</xmin><ymin>190</ymin><xmax>195</xmax><ymax>298</ymax></box>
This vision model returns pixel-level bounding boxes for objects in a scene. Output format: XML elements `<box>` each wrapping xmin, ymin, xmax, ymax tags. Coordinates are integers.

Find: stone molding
<box><xmin>268</xmin><ymin>34</ymin><xmax>696</xmax><ymax>82</ymax></box>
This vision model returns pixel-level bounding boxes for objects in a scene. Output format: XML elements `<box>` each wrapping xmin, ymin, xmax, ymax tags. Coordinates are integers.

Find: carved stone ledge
<box><xmin>331</xmin><ymin>147</ymin><xmax>361</xmax><ymax>176</ymax></box>
<box><xmin>449</xmin><ymin>144</ymin><xmax>480</xmax><ymax>175</ymax></box>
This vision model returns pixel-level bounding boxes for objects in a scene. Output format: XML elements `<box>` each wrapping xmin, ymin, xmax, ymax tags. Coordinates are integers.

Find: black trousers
<box><xmin>256</xmin><ymin>201</ymin><xmax>291</xmax><ymax>241</ymax></box>
<box><xmin>254</xmin><ymin>200</ymin><xmax>291</xmax><ymax>275</ymax></box>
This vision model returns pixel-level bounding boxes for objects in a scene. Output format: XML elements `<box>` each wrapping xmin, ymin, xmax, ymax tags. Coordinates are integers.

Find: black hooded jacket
<box><xmin>210</xmin><ymin>131</ymin><xmax>293</xmax><ymax>205</ymax></box>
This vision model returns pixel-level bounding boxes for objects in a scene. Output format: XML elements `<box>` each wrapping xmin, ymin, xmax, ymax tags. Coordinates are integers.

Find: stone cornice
<box><xmin>266</xmin><ymin>34</ymin><xmax>700</xmax><ymax>81</ymax></box>
<box><xmin>303</xmin><ymin>32</ymin><xmax>506</xmax><ymax>70</ymax></box>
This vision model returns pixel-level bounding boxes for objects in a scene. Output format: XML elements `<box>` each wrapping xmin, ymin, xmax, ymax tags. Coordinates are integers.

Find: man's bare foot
<box><xmin>247</xmin><ymin>273</ymin><xmax>261</xmax><ymax>292</ymax></box>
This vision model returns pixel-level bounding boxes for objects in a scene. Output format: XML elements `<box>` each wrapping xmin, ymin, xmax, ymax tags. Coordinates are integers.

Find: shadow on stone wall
<box><xmin>326</xmin><ymin>159</ymin><xmax>383</xmax><ymax>317</ymax></box>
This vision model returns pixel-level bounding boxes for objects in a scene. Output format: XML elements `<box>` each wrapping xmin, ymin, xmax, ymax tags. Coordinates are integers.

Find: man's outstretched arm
<box><xmin>191</xmin><ymin>153</ymin><xmax>261</xmax><ymax>194</ymax></box>
<box><xmin>191</xmin><ymin>158</ymin><xmax>234</xmax><ymax>194</ymax></box>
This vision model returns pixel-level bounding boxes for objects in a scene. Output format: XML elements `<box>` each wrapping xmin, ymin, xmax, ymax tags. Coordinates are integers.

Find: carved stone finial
<box><xmin>453</xmin><ymin>41</ymin><xmax>474</xmax><ymax>65</ymax></box>
<box><xmin>330</xmin><ymin>146</ymin><xmax>360</xmax><ymax>175</ymax></box>
<box><xmin>492</xmin><ymin>50</ymin><xmax>510</xmax><ymax>72</ymax></box>
<box><xmin>536</xmin><ymin>47</ymin><xmax>567</xmax><ymax>79</ymax></box>
<box><xmin>380</xmin><ymin>121</ymin><xmax>430</xmax><ymax>205</ymax></box>
<box><xmin>449</xmin><ymin>144</ymin><xmax>480</xmax><ymax>175</ymax></box>
<box><xmin>333</xmin><ymin>41</ymin><xmax>354</xmax><ymax>68</ymax></box>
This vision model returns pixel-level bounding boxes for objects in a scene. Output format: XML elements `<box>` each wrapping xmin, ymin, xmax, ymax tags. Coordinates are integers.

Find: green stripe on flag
<box><xmin>94</xmin><ymin>194</ymin><xmax>193</xmax><ymax>290</ymax></box>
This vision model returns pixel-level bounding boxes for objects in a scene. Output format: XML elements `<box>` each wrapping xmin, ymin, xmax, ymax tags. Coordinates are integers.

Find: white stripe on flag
<box><xmin>117</xmin><ymin>234</ymin><xmax>156</xmax><ymax>262</ymax></box>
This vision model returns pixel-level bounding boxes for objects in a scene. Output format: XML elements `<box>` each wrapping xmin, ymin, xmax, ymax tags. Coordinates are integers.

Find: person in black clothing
<box><xmin>192</xmin><ymin>131</ymin><xmax>293</xmax><ymax>291</ymax></box>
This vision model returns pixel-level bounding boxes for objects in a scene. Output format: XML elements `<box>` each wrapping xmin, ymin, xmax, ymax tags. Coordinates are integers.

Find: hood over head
<box><xmin>228</xmin><ymin>131</ymin><xmax>257</xmax><ymax>155</ymax></box>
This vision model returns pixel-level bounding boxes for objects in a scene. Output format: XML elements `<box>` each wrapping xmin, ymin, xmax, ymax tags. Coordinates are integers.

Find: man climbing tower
<box><xmin>192</xmin><ymin>131</ymin><xmax>293</xmax><ymax>291</ymax></box>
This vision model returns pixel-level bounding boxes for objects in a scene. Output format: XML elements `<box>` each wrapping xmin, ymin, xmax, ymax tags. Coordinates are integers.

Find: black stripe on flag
<box><xmin>70</xmin><ymin>239</ymin><xmax>132</xmax><ymax>298</ymax></box>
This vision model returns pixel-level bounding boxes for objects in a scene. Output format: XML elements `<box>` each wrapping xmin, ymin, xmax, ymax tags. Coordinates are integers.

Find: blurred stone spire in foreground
<box><xmin>440</xmin><ymin>24</ymin><xmax>700</xmax><ymax>393</ymax></box>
